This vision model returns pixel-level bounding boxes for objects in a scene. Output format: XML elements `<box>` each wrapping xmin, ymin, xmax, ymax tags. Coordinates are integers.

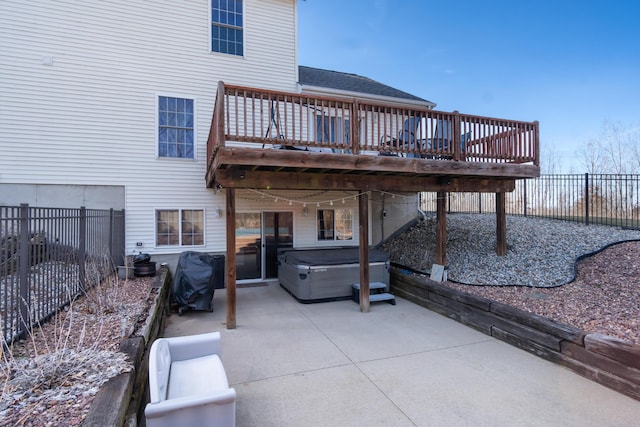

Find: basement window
<box><xmin>317</xmin><ymin>208</ymin><xmax>353</xmax><ymax>241</ymax></box>
<box><xmin>156</xmin><ymin>209</ymin><xmax>204</xmax><ymax>246</ymax></box>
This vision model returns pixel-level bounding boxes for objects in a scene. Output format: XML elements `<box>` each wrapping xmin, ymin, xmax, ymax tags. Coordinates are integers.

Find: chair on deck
<box><xmin>380</xmin><ymin>116</ymin><xmax>422</xmax><ymax>157</ymax></box>
<box><xmin>424</xmin><ymin>119</ymin><xmax>470</xmax><ymax>159</ymax></box>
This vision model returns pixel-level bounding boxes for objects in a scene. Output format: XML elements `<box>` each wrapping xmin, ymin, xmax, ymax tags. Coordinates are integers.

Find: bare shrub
<box><xmin>0</xmin><ymin>256</ymin><xmax>143</xmax><ymax>425</ymax></box>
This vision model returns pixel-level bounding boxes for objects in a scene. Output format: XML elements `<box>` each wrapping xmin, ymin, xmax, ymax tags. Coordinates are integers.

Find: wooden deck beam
<box><xmin>225</xmin><ymin>188</ymin><xmax>237</xmax><ymax>329</ymax></box>
<box><xmin>358</xmin><ymin>191</ymin><xmax>370</xmax><ymax>313</ymax></box>
<box><xmin>436</xmin><ymin>191</ymin><xmax>447</xmax><ymax>265</ymax></box>
<box><xmin>496</xmin><ymin>192</ymin><xmax>507</xmax><ymax>256</ymax></box>
<box><xmin>206</xmin><ymin>147</ymin><xmax>540</xmax><ymax>187</ymax></box>
<box><xmin>213</xmin><ymin>169</ymin><xmax>516</xmax><ymax>193</ymax></box>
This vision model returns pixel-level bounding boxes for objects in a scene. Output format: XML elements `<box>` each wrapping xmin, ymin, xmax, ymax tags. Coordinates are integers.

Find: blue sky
<box><xmin>297</xmin><ymin>0</ymin><xmax>640</xmax><ymax>172</ymax></box>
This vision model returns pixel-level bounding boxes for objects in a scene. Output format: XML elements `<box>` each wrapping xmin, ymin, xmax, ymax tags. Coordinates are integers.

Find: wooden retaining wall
<box><xmin>83</xmin><ymin>267</ymin><xmax>172</xmax><ymax>427</ymax></box>
<box><xmin>391</xmin><ymin>268</ymin><xmax>640</xmax><ymax>402</ymax></box>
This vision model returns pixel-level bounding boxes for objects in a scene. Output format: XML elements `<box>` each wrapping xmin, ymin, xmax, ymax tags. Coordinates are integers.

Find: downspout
<box><xmin>381</xmin><ymin>193</ymin><xmax>385</xmax><ymax>242</ymax></box>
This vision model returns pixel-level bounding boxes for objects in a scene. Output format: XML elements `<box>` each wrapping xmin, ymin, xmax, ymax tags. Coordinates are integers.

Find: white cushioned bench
<box><xmin>145</xmin><ymin>332</ymin><xmax>236</xmax><ymax>427</ymax></box>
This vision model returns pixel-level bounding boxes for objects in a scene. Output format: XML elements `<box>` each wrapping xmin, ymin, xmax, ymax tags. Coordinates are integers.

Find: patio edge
<box><xmin>390</xmin><ymin>268</ymin><xmax>640</xmax><ymax>402</ymax></box>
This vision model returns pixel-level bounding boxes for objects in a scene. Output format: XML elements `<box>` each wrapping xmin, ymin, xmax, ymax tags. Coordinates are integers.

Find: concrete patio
<box><xmin>162</xmin><ymin>282</ymin><xmax>640</xmax><ymax>426</ymax></box>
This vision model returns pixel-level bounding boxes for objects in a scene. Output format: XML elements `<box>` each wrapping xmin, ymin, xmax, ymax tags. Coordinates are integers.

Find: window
<box><xmin>158</xmin><ymin>96</ymin><xmax>194</xmax><ymax>159</ymax></box>
<box><xmin>316</xmin><ymin>115</ymin><xmax>350</xmax><ymax>145</ymax></box>
<box><xmin>211</xmin><ymin>0</ymin><xmax>244</xmax><ymax>56</ymax></box>
<box><xmin>317</xmin><ymin>208</ymin><xmax>353</xmax><ymax>241</ymax></box>
<box><xmin>156</xmin><ymin>209</ymin><xmax>204</xmax><ymax>246</ymax></box>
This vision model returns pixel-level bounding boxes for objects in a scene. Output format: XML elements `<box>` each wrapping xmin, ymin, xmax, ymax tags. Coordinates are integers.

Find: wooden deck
<box><xmin>206</xmin><ymin>82</ymin><xmax>540</xmax><ymax>194</ymax></box>
<box><xmin>205</xmin><ymin>81</ymin><xmax>540</xmax><ymax>328</ymax></box>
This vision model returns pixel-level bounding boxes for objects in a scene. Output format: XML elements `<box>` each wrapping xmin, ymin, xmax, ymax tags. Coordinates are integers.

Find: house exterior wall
<box><xmin>1</xmin><ymin>0</ymin><xmax>419</xmax><ymax>274</ymax></box>
<box><xmin>1</xmin><ymin>0</ymin><xmax>298</xmax><ymax>258</ymax></box>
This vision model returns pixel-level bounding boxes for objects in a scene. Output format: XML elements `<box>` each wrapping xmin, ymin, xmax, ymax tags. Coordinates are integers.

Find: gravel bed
<box><xmin>381</xmin><ymin>214</ymin><xmax>640</xmax><ymax>287</ymax></box>
<box><xmin>381</xmin><ymin>214</ymin><xmax>640</xmax><ymax>345</ymax></box>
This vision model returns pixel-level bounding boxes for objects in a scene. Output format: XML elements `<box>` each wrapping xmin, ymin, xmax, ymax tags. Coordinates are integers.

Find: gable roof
<box><xmin>298</xmin><ymin>66</ymin><xmax>435</xmax><ymax>108</ymax></box>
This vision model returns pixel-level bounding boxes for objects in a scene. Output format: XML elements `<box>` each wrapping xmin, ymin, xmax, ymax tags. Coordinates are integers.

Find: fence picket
<box><xmin>1</xmin><ymin>204</ymin><xmax>125</xmax><ymax>344</ymax></box>
<box><xmin>421</xmin><ymin>173</ymin><xmax>640</xmax><ymax>230</ymax></box>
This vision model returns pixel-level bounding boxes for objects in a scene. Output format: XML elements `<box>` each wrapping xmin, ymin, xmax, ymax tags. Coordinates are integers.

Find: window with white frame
<box><xmin>156</xmin><ymin>209</ymin><xmax>204</xmax><ymax>246</ymax></box>
<box><xmin>317</xmin><ymin>208</ymin><xmax>353</xmax><ymax>241</ymax></box>
<box><xmin>211</xmin><ymin>0</ymin><xmax>244</xmax><ymax>56</ymax></box>
<box><xmin>315</xmin><ymin>115</ymin><xmax>350</xmax><ymax>145</ymax></box>
<box><xmin>158</xmin><ymin>96</ymin><xmax>194</xmax><ymax>159</ymax></box>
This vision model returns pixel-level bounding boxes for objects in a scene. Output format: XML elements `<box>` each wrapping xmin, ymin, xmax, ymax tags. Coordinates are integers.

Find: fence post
<box><xmin>585</xmin><ymin>173</ymin><xmax>590</xmax><ymax>225</ymax></box>
<box><xmin>79</xmin><ymin>206</ymin><xmax>86</xmax><ymax>287</ymax></box>
<box><xmin>478</xmin><ymin>193</ymin><xmax>482</xmax><ymax>214</ymax></box>
<box><xmin>108</xmin><ymin>208</ymin><xmax>114</xmax><ymax>267</ymax></box>
<box><xmin>523</xmin><ymin>179</ymin><xmax>528</xmax><ymax>217</ymax></box>
<box><xmin>18</xmin><ymin>203</ymin><xmax>30</xmax><ymax>335</ymax></box>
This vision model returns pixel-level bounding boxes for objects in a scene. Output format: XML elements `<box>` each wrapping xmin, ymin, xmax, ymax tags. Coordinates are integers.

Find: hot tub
<box><xmin>278</xmin><ymin>248</ymin><xmax>390</xmax><ymax>303</ymax></box>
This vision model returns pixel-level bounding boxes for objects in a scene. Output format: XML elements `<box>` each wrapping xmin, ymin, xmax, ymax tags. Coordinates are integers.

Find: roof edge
<box><xmin>299</xmin><ymin>83</ymin><xmax>437</xmax><ymax>109</ymax></box>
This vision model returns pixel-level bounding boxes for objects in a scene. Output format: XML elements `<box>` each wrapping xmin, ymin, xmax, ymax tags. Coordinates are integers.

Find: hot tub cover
<box><xmin>282</xmin><ymin>248</ymin><xmax>389</xmax><ymax>266</ymax></box>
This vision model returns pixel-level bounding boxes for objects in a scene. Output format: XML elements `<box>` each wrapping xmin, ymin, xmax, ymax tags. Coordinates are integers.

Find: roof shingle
<box><xmin>298</xmin><ymin>66</ymin><xmax>433</xmax><ymax>105</ymax></box>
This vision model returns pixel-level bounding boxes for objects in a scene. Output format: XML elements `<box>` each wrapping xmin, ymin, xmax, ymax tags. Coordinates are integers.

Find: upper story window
<box><xmin>316</xmin><ymin>115</ymin><xmax>350</xmax><ymax>145</ymax></box>
<box><xmin>211</xmin><ymin>0</ymin><xmax>244</xmax><ymax>56</ymax></box>
<box><xmin>158</xmin><ymin>96</ymin><xmax>194</xmax><ymax>159</ymax></box>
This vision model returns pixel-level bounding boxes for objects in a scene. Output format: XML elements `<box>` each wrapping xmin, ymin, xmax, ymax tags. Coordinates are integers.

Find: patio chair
<box><xmin>145</xmin><ymin>332</ymin><xmax>236</xmax><ymax>427</ymax></box>
<box><xmin>379</xmin><ymin>116</ymin><xmax>421</xmax><ymax>157</ymax></box>
<box><xmin>423</xmin><ymin>119</ymin><xmax>469</xmax><ymax>159</ymax></box>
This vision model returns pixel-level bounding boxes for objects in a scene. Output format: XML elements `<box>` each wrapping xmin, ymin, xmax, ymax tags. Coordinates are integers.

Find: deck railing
<box><xmin>207</xmin><ymin>81</ymin><xmax>539</xmax><ymax>166</ymax></box>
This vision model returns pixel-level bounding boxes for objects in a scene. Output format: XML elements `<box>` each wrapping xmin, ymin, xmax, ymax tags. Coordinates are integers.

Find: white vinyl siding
<box><xmin>233</xmin><ymin>190</ymin><xmax>364</xmax><ymax>248</ymax></box>
<box><xmin>0</xmin><ymin>0</ymin><xmax>297</xmax><ymax>256</ymax></box>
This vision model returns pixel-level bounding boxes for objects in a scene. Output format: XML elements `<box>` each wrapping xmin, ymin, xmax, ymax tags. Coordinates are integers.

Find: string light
<box><xmin>243</xmin><ymin>189</ymin><xmax>415</xmax><ymax>207</ymax></box>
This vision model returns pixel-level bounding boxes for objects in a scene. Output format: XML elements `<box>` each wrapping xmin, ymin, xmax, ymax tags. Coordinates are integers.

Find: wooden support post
<box><xmin>226</xmin><ymin>188</ymin><xmax>237</xmax><ymax>329</ymax></box>
<box><xmin>496</xmin><ymin>192</ymin><xmax>507</xmax><ymax>256</ymax></box>
<box><xmin>436</xmin><ymin>191</ymin><xmax>447</xmax><ymax>265</ymax></box>
<box><xmin>358</xmin><ymin>191</ymin><xmax>370</xmax><ymax>313</ymax></box>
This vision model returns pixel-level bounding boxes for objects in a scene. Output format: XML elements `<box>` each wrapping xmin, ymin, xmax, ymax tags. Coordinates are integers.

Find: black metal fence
<box><xmin>1</xmin><ymin>204</ymin><xmax>125</xmax><ymax>344</ymax></box>
<box><xmin>420</xmin><ymin>174</ymin><xmax>640</xmax><ymax>229</ymax></box>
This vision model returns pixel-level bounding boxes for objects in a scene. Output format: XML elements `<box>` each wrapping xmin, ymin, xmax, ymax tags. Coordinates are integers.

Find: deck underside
<box><xmin>207</xmin><ymin>147</ymin><xmax>540</xmax><ymax>193</ymax></box>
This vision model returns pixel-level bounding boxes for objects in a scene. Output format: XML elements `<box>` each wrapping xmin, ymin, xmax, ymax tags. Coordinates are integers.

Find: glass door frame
<box><xmin>235</xmin><ymin>210</ymin><xmax>294</xmax><ymax>283</ymax></box>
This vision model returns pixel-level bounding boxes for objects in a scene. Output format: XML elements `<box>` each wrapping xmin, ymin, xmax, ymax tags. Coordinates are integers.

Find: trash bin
<box><xmin>173</xmin><ymin>251</ymin><xmax>217</xmax><ymax>315</ymax></box>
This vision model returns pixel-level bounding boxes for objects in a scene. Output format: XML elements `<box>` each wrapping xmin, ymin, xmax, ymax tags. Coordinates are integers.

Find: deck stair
<box><xmin>351</xmin><ymin>282</ymin><xmax>396</xmax><ymax>305</ymax></box>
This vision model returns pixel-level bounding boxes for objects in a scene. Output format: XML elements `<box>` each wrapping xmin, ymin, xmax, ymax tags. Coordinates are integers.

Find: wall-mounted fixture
<box><xmin>213</xmin><ymin>207</ymin><xmax>222</xmax><ymax>218</ymax></box>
